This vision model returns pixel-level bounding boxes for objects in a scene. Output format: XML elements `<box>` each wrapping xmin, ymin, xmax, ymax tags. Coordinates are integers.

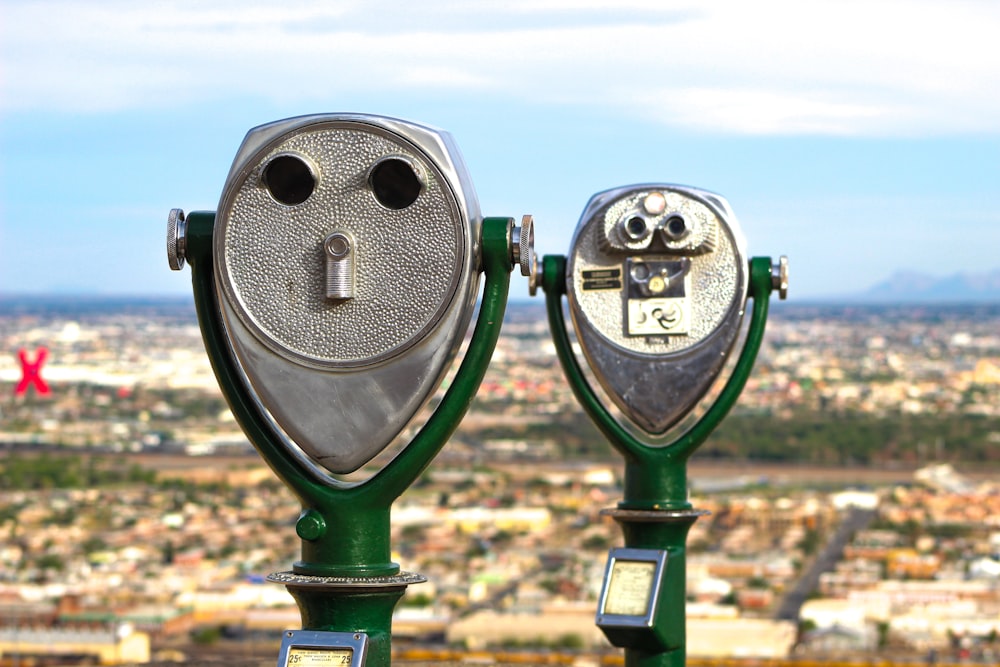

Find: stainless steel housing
<box><xmin>567</xmin><ymin>184</ymin><xmax>748</xmax><ymax>436</ymax></box>
<box><xmin>213</xmin><ymin>114</ymin><xmax>482</xmax><ymax>474</ymax></box>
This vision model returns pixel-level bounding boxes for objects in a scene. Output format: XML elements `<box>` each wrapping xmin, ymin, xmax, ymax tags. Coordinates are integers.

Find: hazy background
<box><xmin>1</xmin><ymin>0</ymin><xmax>997</xmax><ymax>300</ymax></box>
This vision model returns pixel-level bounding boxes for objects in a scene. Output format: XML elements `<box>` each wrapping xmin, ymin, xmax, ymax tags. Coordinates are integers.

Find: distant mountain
<box><xmin>858</xmin><ymin>269</ymin><xmax>1000</xmax><ymax>303</ymax></box>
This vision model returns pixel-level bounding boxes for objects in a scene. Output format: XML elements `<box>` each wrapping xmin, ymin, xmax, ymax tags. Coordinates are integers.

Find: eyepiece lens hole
<box><xmin>666</xmin><ymin>216</ymin><xmax>687</xmax><ymax>238</ymax></box>
<box><xmin>626</xmin><ymin>216</ymin><xmax>648</xmax><ymax>239</ymax></box>
<box><xmin>369</xmin><ymin>158</ymin><xmax>422</xmax><ymax>210</ymax></box>
<box><xmin>262</xmin><ymin>154</ymin><xmax>316</xmax><ymax>206</ymax></box>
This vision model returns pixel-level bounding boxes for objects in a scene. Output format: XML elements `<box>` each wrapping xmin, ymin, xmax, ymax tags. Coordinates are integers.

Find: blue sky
<box><xmin>1</xmin><ymin>1</ymin><xmax>997</xmax><ymax>300</ymax></box>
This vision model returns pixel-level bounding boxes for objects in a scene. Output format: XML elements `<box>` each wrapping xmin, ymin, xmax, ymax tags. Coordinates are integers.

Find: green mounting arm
<box><xmin>542</xmin><ymin>254</ymin><xmax>775</xmax><ymax>510</ymax></box>
<box><xmin>184</xmin><ymin>211</ymin><xmax>512</xmax><ymax>576</ymax></box>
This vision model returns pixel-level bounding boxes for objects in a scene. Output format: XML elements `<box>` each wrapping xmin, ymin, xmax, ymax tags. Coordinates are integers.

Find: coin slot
<box><xmin>262</xmin><ymin>153</ymin><xmax>316</xmax><ymax>206</ymax></box>
<box><xmin>369</xmin><ymin>157</ymin><xmax>423</xmax><ymax>210</ymax></box>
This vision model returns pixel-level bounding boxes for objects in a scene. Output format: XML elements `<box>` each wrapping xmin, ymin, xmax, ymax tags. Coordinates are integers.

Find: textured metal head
<box><xmin>567</xmin><ymin>185</ymin><xmax>748</xmax><ymax>436</ymax></box>
<box><xmin>213</xmin><ymin>114</ymin><xmax>481</xmax><ymax>474</ymax></box>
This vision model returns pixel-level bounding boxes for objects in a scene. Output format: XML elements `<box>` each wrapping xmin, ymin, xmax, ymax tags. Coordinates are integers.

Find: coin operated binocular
<box><xmin>537</xmin><ymin>185</ymin><xmax>787</xmax><ymax>666</ymax></box>
<box><xmin>167</xmin><ymin>114</ymin><xmax>536</xmax><ymax>667</ymax></box>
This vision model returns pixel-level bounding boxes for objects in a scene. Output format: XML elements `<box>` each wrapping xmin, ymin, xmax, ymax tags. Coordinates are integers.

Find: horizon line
<box><xmin>1</xmin><ymin>292</ymin><xmax>999</xmax><ymax>307</ymax></box>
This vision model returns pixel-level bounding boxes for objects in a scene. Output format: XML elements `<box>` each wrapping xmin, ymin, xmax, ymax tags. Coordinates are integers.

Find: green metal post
<box><xmin>543</xmin><ymin>254</ymin><xmax>775</xmax><ymax>667</ymax></box>
<box><xmin>184</xmin><ymin>211</ymin><xmax>514</xmax><ymax>666</ymax></box>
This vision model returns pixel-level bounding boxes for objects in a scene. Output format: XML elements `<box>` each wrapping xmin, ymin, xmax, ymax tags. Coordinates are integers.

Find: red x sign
<box><xmin>16</xmin><ymin>347</ymin><xmax>51</xmax><ymax>397</ymax></box>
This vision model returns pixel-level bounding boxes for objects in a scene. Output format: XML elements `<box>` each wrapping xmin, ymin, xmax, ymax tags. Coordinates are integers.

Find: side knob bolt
<box><xmin>166</xmin><ymin>208</ymin><xmax>187</xmax><ymax>271</ymax></box>
<box><xmin>772</xmin><ymin>256</ymin><xmax>789</xmax><ymax>300</ymax></box>
<box><xmin>513</xmin><ymin>214</ymin><xmax>540</xmax><ymax>295</ymax></box>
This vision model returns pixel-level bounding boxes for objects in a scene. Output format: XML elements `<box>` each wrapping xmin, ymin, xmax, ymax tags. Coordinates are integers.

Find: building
<box><xmin>0</xmin><ymin>625</ymin><xmax>150</xmax><ymax>665</ymax></box>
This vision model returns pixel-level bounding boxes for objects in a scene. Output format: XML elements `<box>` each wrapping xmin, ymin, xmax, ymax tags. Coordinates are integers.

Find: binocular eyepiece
<box><xmin>169</xmin><ymin>114</ymin><xmax>518</xmax><ymax>475</ymax></box>
<box><xmin>567</xmin><ymin>184</ymin><xmax>752</xmax><ymax>435</ymax></box>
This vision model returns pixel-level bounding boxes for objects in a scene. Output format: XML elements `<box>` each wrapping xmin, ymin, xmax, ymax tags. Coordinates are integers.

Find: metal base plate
<box><xmin>268</xmin><ymin>571</ymin><xmax>427</xmax><ymax>591</ymax></box>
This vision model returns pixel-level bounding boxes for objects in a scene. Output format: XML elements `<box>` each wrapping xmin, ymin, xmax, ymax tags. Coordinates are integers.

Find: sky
<box><xmin>0</xmin><ymin>0</ymin><xmax>998</xmax><ymax>301</ymax></box>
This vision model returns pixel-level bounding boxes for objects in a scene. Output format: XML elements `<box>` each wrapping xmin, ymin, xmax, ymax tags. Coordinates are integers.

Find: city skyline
<box><xmin>1</xmin><ymin>1</ymin><xmax>998</xmax><ymax>300</ymax></box>
<box><xmin>2</xmin><ymin>296</ymin><xmax>999</xmax><ymax>662</ymax></box>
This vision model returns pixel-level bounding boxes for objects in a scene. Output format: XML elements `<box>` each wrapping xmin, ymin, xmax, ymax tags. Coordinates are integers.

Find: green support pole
<box><xmin>543</xmin><ymin>254</ymin><xmax>775</xmax><ymax>667</ymax></box>
<box><xmin>184</xmin><ymin>211</ymin><xmax>514</xmax><ymax>667</ymax></box>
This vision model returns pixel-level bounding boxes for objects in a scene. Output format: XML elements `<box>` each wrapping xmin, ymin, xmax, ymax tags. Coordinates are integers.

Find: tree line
<box><xmin>0</xmin><ymin>453</ymin><xmax>157</xmax><ymax>490</ymax></box>
<box><xmin>468</xmin><ymin>411</ymin><xmax>1000</xmax><ymax>466</ymax></box>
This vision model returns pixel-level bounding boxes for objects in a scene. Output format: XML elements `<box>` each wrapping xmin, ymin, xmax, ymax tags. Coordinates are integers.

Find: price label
<box><xmin>602</xmin><ymin>560</ymin><xmax>656</xmax><ymax>616</ymax></box>
<box><xmin>596</xmin><ymin>548</ymin><xmax>668</xmax><ymax>631</ymax></box>
<box><xmin>287</xmin><ymin>648</ymin><xmax>354</xmax><ymax>667</ymax></box>
<box><xmin>277</xmin><ymin>631</ymin><xmax>367</xmax><ymax>667</ymax></box>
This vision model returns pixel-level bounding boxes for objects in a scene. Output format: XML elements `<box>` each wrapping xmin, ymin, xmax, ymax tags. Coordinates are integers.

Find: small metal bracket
<box><xmin>772</xmin><ymin>255</ymin><xmax>789</xmax><ymax>300</ymax></box>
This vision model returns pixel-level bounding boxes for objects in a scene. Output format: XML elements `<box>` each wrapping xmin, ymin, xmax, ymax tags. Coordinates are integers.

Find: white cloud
<box><xmin>1</xmin><ymin>0</ymin><xmax>998</xmax><ymax>136</ymax></box>
<box><xmin>399</xmin><ymin>66</ymin><xmax>491</xmax><ymax>89</ymax></box>
<box><xmin>643</xmin><ymin>89</ymin><xmax>893</xmax><ymax>136</ymax></box>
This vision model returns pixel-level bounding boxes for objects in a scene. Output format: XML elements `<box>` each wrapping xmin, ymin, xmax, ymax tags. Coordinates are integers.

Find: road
<box><xmin>774</xmin><ymin>506</ymin><xmax>876</xmax><ymax>621</ymax></box>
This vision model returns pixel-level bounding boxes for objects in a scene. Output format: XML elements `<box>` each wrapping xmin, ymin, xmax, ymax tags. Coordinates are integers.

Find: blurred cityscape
<box><xmin>1</xmin><ymin>298</ymin><xmax>1000</xmax><ymax>666</ymax></box>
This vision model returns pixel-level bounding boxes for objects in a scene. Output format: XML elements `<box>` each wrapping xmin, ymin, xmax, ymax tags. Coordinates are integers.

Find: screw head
<box><xmin>296</xmin><ymin>510</ymin><xmax>327</xmax><ymax>541</ymax></box>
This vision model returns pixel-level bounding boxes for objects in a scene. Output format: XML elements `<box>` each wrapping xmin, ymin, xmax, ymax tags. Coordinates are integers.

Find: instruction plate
<box><xmin>596</xmin><ymin>548</ymin><xmax>668</xmax><ymax>628</ymax></box>
<box><xmin>277</xmin><ymin>630</ymin><xmax>368</xmax><ymax>667</ymax></box>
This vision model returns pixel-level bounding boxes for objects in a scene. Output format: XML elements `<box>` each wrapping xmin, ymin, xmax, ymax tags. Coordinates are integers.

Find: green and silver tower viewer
<box><xmin>167</xmin><ymin>113</ymin><xmax>537</xmax><ymax>667</ymax></box>
<box><xmin>537</xmin><ymin>184</ymin><xmax>787</xmax><ymax>667</ymax></box>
